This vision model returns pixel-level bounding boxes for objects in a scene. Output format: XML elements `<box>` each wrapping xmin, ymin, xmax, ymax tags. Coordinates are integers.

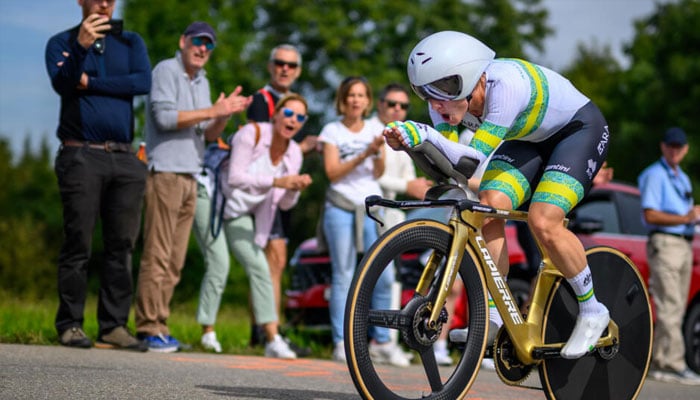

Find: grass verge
<box><xmin>0</xmin><ymin>293</ymin><xmax>333</xmax><ymax>358</ymax></box>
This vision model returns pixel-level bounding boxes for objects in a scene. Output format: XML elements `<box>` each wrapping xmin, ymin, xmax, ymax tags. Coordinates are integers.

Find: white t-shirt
<box><xmin>319</xmin><ymin>120</ymin><xmax>383</xmax><ymax>205</ymax></box>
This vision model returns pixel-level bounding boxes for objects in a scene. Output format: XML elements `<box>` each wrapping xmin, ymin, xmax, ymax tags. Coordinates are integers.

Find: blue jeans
<box><xmin>323</xmin><ymin>204</ymin><xmax>394</xmax><ymax>344</ymax></box>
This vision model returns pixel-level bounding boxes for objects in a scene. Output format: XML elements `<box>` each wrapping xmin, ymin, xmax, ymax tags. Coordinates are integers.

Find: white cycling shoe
<box><xmin>560</xmin><ymin>308</ymin><xmax>610</xmax><ymax>359</ymax></box>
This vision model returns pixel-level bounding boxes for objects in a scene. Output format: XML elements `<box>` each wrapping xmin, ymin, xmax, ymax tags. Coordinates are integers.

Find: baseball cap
<box><xmin>662</xmin><ymin>127</ymin><xmax>687</xmax><ymax>145</ymax></box>
<box><xmin>183</xmin><ymin>21</ymin><xmax>216</xmax><ymax>45</ymax></box>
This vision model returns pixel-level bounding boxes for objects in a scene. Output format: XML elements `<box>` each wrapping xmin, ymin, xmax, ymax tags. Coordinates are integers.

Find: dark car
<box><xmin>566</xmin><ymin>181</ymin><xmax>700</xmax><ymax>372</ymax></box>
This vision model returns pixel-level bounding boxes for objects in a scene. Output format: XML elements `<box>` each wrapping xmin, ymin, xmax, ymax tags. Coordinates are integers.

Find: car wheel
<box><xmin>684</xmin><ymin>301</ymin><xmax>700</xmax><ymax>373</ymax></box>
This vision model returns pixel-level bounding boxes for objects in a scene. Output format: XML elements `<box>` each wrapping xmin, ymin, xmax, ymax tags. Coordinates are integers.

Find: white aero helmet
<box><xmin>407</xmin><ymin>31</ymin><xmax>495</xmax><ymax>101</ymax></box>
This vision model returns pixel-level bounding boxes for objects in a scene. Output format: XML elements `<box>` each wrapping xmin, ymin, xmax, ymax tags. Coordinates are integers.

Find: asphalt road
<box><xmin>0</xmin><ymin>343</ymin><xmax>696</xmax><ymax>399</ymax></box>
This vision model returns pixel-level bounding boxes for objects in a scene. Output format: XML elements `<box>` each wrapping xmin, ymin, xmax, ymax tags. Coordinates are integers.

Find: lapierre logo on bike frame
<box><xmin>476</xmin><ymin>236</ymin><xmax>524</xmax><ymax>324</ymax></box>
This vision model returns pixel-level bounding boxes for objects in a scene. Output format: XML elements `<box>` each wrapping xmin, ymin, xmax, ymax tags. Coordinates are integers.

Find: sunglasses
<box><xmin>411</xmin><ymin>74</ymin><xmax>470</xmax><ymax>101</ymax></box>
<box><xmin>282</xmin><ymin>108</ymin><xmax>307</xmax><ymax>123</ymax></box>
<box><xmin>384</xmin><ymin>100</ymin><xmax>410</xmax><ymax>110</ymax></box>
<box><xmin>191</xmin><ymin>36</ymin><xmax>215</xmax><ymax>51</ymax></box>
<box><xmin>272</xmin><ymin>59</ymin><xmax>299</xmax><ymax>69</ymax></box>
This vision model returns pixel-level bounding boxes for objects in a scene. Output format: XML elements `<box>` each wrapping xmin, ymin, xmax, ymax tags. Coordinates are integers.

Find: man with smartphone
<box><xmin>45</xmin><ymin>0</ymin><xmax>151</xmax><ymax>351</ymax></box>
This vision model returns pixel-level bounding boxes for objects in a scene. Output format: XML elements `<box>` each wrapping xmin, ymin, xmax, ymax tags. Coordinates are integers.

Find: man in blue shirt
<box><xmin>45</xmin><ymin>0</ymin><xmax>151</xmax><ymax>351</ymax></box>
<box><xmin>638</xmin><ymin>127</ymin><xmax>700</xmax><ymax>385</ymax></box>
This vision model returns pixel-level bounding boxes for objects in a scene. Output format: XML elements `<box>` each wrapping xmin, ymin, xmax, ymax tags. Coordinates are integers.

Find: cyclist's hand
<box><xmin>384</xmin><ymin>121</ymin><xmax>424</xmax><ymax>149</ymax></box>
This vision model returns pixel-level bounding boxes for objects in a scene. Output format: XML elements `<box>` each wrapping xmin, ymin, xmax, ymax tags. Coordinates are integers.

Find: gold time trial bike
<box><xmin>344</xmin><ymin>143</ymin><xmax>652</xmax><ymax>400</ymax></box>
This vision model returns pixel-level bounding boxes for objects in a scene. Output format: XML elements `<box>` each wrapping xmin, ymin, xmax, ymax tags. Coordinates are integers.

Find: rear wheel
<box><xmin>683</xmin><ymin>302</ymin><xmax>700</xmax><ymax>373</ymax></box>
<box><xmin>539</xmin><ymin>246</ymin><xmax>652</xmax><ymax>399</ymax></box>
<box><xmin>345</xmin><ymin>219</ymin><xmax>488</xmax><ymax>400</ymax></box>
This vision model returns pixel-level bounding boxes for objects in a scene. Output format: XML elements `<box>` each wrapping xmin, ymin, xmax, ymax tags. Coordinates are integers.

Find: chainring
<box><xmin>493</xmin><ymin>326</ymin><xmax>534</xmax><ymax>385</ymax></box>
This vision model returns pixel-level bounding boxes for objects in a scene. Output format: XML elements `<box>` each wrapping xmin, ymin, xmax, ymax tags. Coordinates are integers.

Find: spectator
<box><xmin>45</xmin><ymin>0</ymin><xmax>150</xmax><ymax>351</ymax></box>
<box><xmin>135</xmin><ymin>21</ymin><xmax>251</xmax><ymax>353</ymax></box>
<box><xmin>245</xmin><ymin>44</ymin><xmax>315</xmax><ymax>355</ymax></box>
<box><xmin>218</xmin><ymin>94</ymin><xmax>313</xmax><ymax>359</ymax></box>
<box><xmin>639</xmin><ymin>127</ymin><xmax>700</xmax><ymax>385</ymax></box>
<box><xmin>319</xmin><ymin>76</ymin><xmax>410</xmax><ymax>367</ymax></box>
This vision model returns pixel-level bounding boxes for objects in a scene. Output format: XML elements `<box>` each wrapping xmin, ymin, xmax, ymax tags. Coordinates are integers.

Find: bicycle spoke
<box><xmin>418</xmin><ymin>348</ymin><xmax>444</xmax><ymax>392</ymax></box>
<box><xmin>367</xmin><ymin>309</ymin><xmax>407</xmax><ymax>330</ymax></box>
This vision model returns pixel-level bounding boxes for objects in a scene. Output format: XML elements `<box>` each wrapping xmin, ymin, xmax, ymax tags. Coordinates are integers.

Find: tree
<box><xmin>613</xmin><ymin>0</ymin><xmax>699</xmax><ymax>194</ymax></box>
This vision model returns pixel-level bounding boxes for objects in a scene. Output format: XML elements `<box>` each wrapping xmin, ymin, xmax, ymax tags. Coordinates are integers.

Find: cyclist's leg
<box><xmin>478</xmin><ymin>141</ymin><xmax>541</xmax><ymax>278</ymax></box>
<box><xmin>529</xmin><ymin>102</ymin><xmax>610</xmax><ymax>358</ymax></box>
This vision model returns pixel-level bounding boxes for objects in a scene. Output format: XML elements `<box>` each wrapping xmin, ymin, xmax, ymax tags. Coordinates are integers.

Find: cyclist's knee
<box><xmin>527</xmin><ymin>203</ymin><xmax>566</xmax><ymax>242</ymax></box>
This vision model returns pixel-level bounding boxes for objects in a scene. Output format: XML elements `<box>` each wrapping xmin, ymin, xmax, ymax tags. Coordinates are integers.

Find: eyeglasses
<box><xmin>411</xmin><ymin>74</ymin><xmax>468</xmax><ymax>101</ymax></box>
<box><xmin>191</xmin><ymin>36</ymin><xmax>215</xmax><ymax>51</ymax></box>
<box><xmin>272</xmin><ymin>59</ymin><xmax>299</xmax><ymax>69</ymax></box>
<box><xmin>384</xmin><ymin>100</ymin><xmax>410</xmax><ymax>110</ymax></box>
<box><xmin>282</xmin><ymin>108</ymin><xmax>307</xmax><ymax>123</ymax></box>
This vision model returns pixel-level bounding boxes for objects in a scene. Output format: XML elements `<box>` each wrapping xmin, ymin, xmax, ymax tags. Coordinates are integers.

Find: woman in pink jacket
<box><xmin>216</xmin><ymin>93</ymin><xmax>312</xmax><ymax>358</ymax></box>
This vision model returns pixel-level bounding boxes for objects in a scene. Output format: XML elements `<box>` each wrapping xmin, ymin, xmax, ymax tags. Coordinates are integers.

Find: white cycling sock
<box><xmin>488</xmin><ymin>293</ymin><xmax>503</xmax><ymax>327</ymax></box>
<box><xmin>566</xmin><ymin>266</ymin><xmax>606</xmax><ymax>316</ymax></box>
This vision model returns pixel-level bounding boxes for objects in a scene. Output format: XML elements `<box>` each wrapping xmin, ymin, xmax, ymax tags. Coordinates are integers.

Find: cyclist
<box><xmin>384</xmin><ymin>30</ymin><xmax>610</xmax><ymax>359</ymax></box>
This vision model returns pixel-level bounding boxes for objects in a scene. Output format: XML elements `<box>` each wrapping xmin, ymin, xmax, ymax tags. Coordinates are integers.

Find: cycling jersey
<box><xmin>424</xmin><ymin>58</ymin><xmax>609</xmax><ymax>213</ymax></box>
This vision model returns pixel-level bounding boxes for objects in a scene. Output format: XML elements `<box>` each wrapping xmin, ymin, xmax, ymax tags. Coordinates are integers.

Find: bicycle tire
<box><xmin>539</xmin><ymin>246</ymin><xmax>652</xmax><ymax>400</ymax></box>
<box><xmin>345</xmin><ymin>219</ymin><xmax>488</xmax><ymax>400</ymax></box>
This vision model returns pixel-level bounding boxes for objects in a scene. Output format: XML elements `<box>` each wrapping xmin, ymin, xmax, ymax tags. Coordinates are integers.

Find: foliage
<box><xmin>613</xmin><ymin>0</ymin><xmax>699</xmax><ymax>194</ymax></box>
<box><xmin>0</xmin><ymin>138</ymin><xmax>61</xmax><ymax>299</ymax></box>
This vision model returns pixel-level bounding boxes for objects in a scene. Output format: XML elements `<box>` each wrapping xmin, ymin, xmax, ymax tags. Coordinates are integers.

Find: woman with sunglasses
<box><xmin>212</xmin><ymin>93</ymin><xmax>312</xmax><ymax>358</ymax></box>
<box><xmin>384</xmin><ymin>30</ymin><xmax>611</xmax><ymax>359</ymax></box>
<box><xmin>319</xmin><ymin>77</ymin><xmax>411</xmax><ymax>367</ymax></box>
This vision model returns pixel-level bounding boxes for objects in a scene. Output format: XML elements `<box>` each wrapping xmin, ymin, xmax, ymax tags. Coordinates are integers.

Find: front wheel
<box><xmin>345</xmin><ymin>219</ymin><xmax>488</xmax><ymax>400</ymax></box>
<box><xmin>539</xmin><ymin>246</ymin><xmax>652</xmax><ymax>400</ymax></box>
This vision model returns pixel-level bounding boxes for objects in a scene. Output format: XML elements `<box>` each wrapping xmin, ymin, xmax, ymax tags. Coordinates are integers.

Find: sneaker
<box><xmin>332</xmin><ymin>341</ymin><xmax>346</xmax><ymax>362</ymax></box>
<box><xmin>264</xmin><ymin>334</ymin><xmax>297</xmax><ymax>359</ymax></box>
<box><xmin>433</xmin><ymin>340</ymin><xmax>453</xmax><ymax>366</ymax></box>
<box><xmin>201</xmin><ymin>331</ymin><xmax>222</xmax><ymax>353</ymax></box>
<box><xmin>649</xmin><ymin>368</ymin><xmax>700</xmax><ymax>385</ymax></box>
<box><xmin>560</xmin><ymin>309</ymin><xmax>609</xmax><ymax>359</ymax></box>
<box><xmin>141</xmin><ymin>333</ymin><xmax>179</xmax><ymax>353</ymax></box>
<box><xmin>95</xmin><ymin>326</ymin><xmax>147</xmax><ymax>352</ymax></box>
<box><xmin>59</xmin><ymin>327</ymin><xmax>92</xmax><ymax>348</ymax></box>
<box><xmin>283</xmin><ymin>336</ymin><xmax>312</xmax><ymax>357</ymax></box>
<box><xmin>481</xmin><ymin>357</ymin><xmax>496</xmax><ymax>371</ymax></box>
<box><xmin>449</xmin><ymin>320</ymin><xmax>500</xmax><ymax>346</ymax></box>
<box><xmin>369</xmin><ymin>341</ymin><xmax>411</xmax><ymax>368</ymax></box>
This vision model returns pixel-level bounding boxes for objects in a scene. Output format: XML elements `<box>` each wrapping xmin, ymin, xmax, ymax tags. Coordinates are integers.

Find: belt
<box><xmin>649</xmin><ymin>230</ymin><xmax>693</xmax><ymax>242</ymax></box>
<box><xmin>61</xmin><ymin>139</ymin><xmax>132</xmax><ymax>153</ymax></box>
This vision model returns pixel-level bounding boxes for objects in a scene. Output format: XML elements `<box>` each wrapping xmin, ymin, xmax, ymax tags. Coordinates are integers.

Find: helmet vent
<box><xmin>421</xmin><ymin>57</ymin><xmax>432</xmax><ymax>64</ymax></box>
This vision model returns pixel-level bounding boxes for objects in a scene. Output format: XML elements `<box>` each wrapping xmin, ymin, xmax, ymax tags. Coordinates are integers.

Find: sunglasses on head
<box><xmin>282</xmin><ymin>107</ymin><xmax>307</xmax><ymax>123</ymax></box>
<box><xmin>411</xmin><ymin>75</ymin><xmax>470</xmax><ymax>101</ymax></box>
<box><xmin>272</xmin><ymin>59</ymin><xmax>299</xmax><ymax>69</ymax></box>
<box><xmin>384</xmin><ymin>100</ymin><xmax>410</xmax><ymax>110</ymax></box>
<box><xmin>191</xmin><ymin>36</ymin><xmax>215</xmax><ymax>51</ymax></box>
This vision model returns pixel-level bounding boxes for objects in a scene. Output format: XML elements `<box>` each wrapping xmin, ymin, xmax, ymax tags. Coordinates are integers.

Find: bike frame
<box><xmin>368</xmin><ymin>193</ymin><xmax>619</xmax><ymax>366</ymax></box>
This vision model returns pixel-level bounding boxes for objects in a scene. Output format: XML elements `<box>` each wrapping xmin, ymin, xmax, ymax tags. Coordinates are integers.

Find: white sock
<box><xmin>566</xmin><ymin>266</ymin><xmax>605</xmax><ymax>316</ymax></box>
<box><xmin>488</xmin><ymin>293</ymin><xmax>503</xmax><ymax>327</ymax></box>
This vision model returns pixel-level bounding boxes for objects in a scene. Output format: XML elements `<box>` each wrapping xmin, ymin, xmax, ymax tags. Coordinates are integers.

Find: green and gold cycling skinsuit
<box><xmin>430</xmin><ymin>58</ymin><xmax>610</xmax><ymax>213</ymax></box>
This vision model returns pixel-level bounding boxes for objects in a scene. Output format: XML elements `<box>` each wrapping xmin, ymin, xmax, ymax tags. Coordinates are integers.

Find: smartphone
<box><xmin>108</xmin><ymin>19</ymin><xmax>123</xmax><ymax>36</ymax></box>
